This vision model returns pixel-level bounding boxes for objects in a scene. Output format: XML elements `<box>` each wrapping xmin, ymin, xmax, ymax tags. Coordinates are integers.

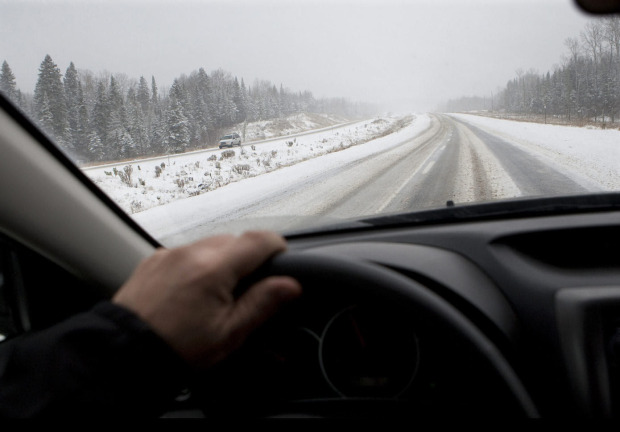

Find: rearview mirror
<box><xmin>575</xmin><ymin>0</ymin><xmax>620</xmax><ymax>14</ymax></box>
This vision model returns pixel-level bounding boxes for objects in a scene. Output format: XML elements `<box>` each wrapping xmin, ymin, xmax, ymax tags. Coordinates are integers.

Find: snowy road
<box><xmin>133</xmin><ymin>113</ymin><xmax>615</xmax><ymax>246</ymax></box>
<box><xmin>455</xmin><ymin>118</ymin><xmax>591</xmax><ymax>197</ymax></box>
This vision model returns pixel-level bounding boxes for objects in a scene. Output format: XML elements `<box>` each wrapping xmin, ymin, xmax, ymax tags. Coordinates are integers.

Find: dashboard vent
<box><xmin>495</xmin><ymin>227</ymin><xmax>620</xmax><ymax>270</ymax></box>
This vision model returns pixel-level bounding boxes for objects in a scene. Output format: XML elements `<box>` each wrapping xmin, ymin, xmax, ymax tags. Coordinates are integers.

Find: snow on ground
<box><xmin>239</xmin><ymin>112</ymin><xmax>349</xmax><ymax>141</ymax></box>
<box><xmin>84</xmin><ymin>114</ymin><xmax>413</xmax><ymax>215</ymax></box>
<box><xmin>452</xmin><ymin>113</ymin><xmax>620</xmax><ymax>191</ymax></box>
<box><xmin>131</xmin><ymin>114</ymin><xmax>430</xmax><ymax>243</ymax></box>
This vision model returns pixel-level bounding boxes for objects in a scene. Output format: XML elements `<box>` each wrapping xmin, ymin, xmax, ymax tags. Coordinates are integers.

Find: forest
<box><xmin>0</xmin><ymin>56</ymin><xmax>372</xmax><ymax>164</ymax></box>
<box><xmin>446</xmin><ymin>17</ymin><xmax>620</xmax><ymax>126</ymax></box>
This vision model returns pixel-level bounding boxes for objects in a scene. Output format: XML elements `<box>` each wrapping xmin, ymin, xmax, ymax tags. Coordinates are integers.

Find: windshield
<box><xmin>1</xmin><ymin>0</ymin><xmax>618</xmax><ymax>246</ymax></box>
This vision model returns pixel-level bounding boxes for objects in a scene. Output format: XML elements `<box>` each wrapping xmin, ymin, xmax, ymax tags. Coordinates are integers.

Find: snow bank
<box><xmin>84</xmin><ymin>115</ymin><xmax>413</xmax><ymax>215</ymax></box>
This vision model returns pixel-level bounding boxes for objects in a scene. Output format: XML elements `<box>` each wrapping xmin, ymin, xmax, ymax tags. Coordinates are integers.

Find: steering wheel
<box><xmin>196</xmin><ymin>251</ymin><xmax>539</xmax><ymax>418</ymax></box>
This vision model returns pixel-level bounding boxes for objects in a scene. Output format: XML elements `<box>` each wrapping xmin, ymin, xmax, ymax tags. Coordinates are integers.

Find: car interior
<box><xmin>1</xmin><ymin>0</ymin><xmax>620</xmax><ymax>419</ymax></box>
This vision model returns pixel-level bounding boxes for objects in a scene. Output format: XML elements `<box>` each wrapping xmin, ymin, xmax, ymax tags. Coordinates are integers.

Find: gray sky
<box><xmin>0</xmin><ymin>0</ymin><xmax>595</xmax><ymax>112</ymax></box>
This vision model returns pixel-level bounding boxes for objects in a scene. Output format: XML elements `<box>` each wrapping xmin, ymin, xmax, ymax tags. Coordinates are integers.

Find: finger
<box><xmin>229</xmin><ymin>276</ymin><xmax>302</xmax><ymax>339</ymax></box>
<box><xmin>220</xmin><ymin>231</ymin><xmax>288</xmax><ymax>279</ymax></box>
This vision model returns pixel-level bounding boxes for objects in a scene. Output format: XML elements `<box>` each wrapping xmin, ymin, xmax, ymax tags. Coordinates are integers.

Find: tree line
<box><xmin>445</xmin><ymin>17</ymin><xmax>620</xmax><ymax>125</ymax></box>
<box><xmin>0</xmin><ymin>55</ymin><xmax>373</xmax><ymax>163</ymax></box>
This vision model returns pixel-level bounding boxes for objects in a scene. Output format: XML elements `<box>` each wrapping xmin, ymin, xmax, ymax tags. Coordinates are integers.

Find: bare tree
<box><xmin>582</xmin><ymin>21</ymin><xmax>604</xmax><ymax>64</ymax></box>
<box><xmin>565</xmin><ymin>37</ymin><xmax>581</xmax><ymax>63</ymax></box>
<box><xmin>604</xmin><ymin>16</ymin><xmax>620</xmax><ymax>60</ymax></box>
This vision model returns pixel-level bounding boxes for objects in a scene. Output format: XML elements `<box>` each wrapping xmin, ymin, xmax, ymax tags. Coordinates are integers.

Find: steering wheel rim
<box><xmin>207</xmin><ymin>251</ymin><xmax>540</xmax><ymax>418</ymax></box>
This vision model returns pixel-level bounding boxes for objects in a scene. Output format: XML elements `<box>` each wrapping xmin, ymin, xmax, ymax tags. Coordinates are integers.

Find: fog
<box><xmin>0</xmin><ymin>0</ymin><xmax>594</xmax><ymax>112</ymax></box>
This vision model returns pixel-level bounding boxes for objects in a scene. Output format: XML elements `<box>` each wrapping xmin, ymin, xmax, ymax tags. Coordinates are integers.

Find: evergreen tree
<box><xmin>64</xmin><ymin>62</ymin><xmax>88</xmax><ymax>158</ymax></box>
<box><xmin>151</xmin><ymin>76</ymin><xmax>159</xmax><ymax>108</ymax></box>
<box><xmin>127</xmin><ymin>88</ymin><xmax>149</xmax><ymax>156</ymax></box>
<box><xmin>0</xmin><ymin>60</ymin><xmax>18</xmax><ymax>101</ymax></box>
<box><xmin>34</xmin><ymin>55</ymin><xmax>70</xmax><ymax>148</ymax></box>
<box><xmin>90</xmin><ymin>81</ymin><xmax>111</xmax><ymax>159</ymax></box>
<box><xmin>137</xmin><ymin>76</ymin><xmax>150</xmax><ymax>113</ymax></box>
<box><xmin>232</xmin><ymin>77</ymin><xmax>246</xmax><ymax>123</ymax></box>
<box><xmin>118</xmin><ymin>129</ymin><xmax>136</xmax><ymax>159</ymax></box>
<box><xmin>87</xmin><ymin>130</ymin><xmax>105</xmax><ymax>161</ymax></box>
<box><xmin>164</xmin><ymin>98</ymin><xmax>190</xmax><ymax>153</ymax></box>
<box><xmin>39</xmin><ymin>94</ymin><xmax>55</xmax><ymax>133</ymax></box>
<box><xmin>106</xmin><ymin>76</ymin><xmax>128</xmax><ymax>159</ymax></box>
<box><xmin>191</xmin><ymin>67</ymin><xmax>213</xmax><ymax>145</ymax></box>
<box><xmin>150</xmin><ymin>113</ymin><xmax>167</xmax><ymax>154</ymax></box>
<box><xmin>149</xmin><ymin>75</ymin><xmax>163</xmax><ymax>150</ymax></box>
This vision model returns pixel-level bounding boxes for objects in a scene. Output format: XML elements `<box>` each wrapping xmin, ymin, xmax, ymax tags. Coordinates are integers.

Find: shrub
<box><xmin>130</xmin><ymin>200</ymin><xmax>142</xmax><ymax>214</ymax></box>
<box><xmin>220</xmin><ymin>150</ymin><xmax>235</xmax><ymax>159</ymax></box>
<box><xmin>233</xmin><ymin>164</ymin><xmax>251</xmax><ymax>174</ymax></box>
<box><xmin>118</xmin><ymin>165</ymin><xmax>133</xmax><ymax>186</ymax></box>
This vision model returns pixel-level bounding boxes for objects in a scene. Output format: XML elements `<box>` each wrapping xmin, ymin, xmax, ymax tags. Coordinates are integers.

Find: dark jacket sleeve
<box><xmin>0</xmin><ymin>302</ymin><xmax>190</xmax><ymax>418</ymax></box>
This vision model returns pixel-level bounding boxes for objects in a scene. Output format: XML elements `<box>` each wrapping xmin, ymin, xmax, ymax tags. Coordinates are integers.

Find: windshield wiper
<box><xmin>361</xmin><ymin>193</ymin><xmax>620</xmax><ymax>228</ymax></box>
<box><xmin>284</xmin><ymin>193</ymin><xmax>620</xmax><ymax>239</ymax></box>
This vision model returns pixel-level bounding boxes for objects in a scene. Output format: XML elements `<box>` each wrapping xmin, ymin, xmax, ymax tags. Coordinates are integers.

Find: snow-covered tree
<box><xmin>0</xmin><ymin>60</ymin><xmax>18</xmax><ymax>101</ymax></box>
<box><xmin>106</xmin><ymin>76</ymin><xmax>128</xmax><ymax>158</ymax></box>
<box><xmin>87</xmin><ymin>130</ymin><xmax>105</xmax><ymax>161</ymax></box>
<box><xmin>190</xmin><ymin>68</ymin><xmax>213</xmax><ymax>145</ymax></box>
<box><xmin>151</xmin><ymin>76</ymin><xmax>159</xmax><ymax>107</ymax></box>
<box><xmin>90</xmin><ymin>81</ymin><xmax>110</xmax><ymax>155</ymax></box>
<box><xmin>126</xmin><ymin>88</ymin><xmax>150</xmax><ymax>156</ymax></box>
<box><xmin>34</xmin><ymin>55</ymin><xmax>70</xmax><ymax>148</ymax></box>
<box><xmin>64</xmin><ymin>62</ymin><xmax>89</xmax><ymax>158</ymax></box>
<box><xmin>137</xmin><ymin>76</ymin><xmax>150</xmax><ymax>113</ymax></box>
<box><xmin>164</xmin><ymin>97</ymin><xmax>190</xmax><ymax>153</ymax></box>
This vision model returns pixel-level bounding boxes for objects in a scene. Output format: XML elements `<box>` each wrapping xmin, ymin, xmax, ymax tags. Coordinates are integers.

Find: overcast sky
<box><xmin>0</xmin><ymin>0</ymin><xmax>596</xmax><ymax>112</ymax></box>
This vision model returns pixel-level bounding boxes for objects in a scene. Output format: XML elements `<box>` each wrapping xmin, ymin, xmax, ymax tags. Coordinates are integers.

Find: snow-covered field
<box><xmin>84</xmin><ymin>115</ymin><xmax>412</xmax><ymax>215</ymax></box>
<box><xmin>452</xmin><ymin>113</ymin><xmax>620</xmax><ymax>191</ymax></box>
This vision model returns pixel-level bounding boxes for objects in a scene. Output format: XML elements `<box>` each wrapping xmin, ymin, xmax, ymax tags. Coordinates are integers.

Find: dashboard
<box><xmin>175</xmin><ymin>207</ymin><xmax>620</xmax><ymax>418</ymax></box>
